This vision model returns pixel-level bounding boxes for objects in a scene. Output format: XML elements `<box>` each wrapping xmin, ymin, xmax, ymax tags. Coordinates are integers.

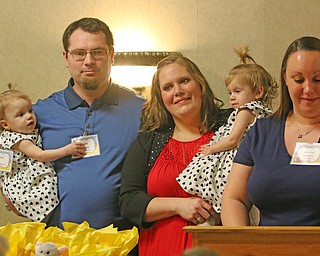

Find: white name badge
<box><xmin>0</xmin><ymin>149</ymin><xmax>13</xmax><ymax>172</ymax></box>
<box><xmin>72</xmin><ymin>134</ymin><xmax>100</xmax><ymax>158</ymax></box>
<box><xmin>291</xmin><ymin>142</ymin><xmax>320</xmax><ymax>165</ymax></box>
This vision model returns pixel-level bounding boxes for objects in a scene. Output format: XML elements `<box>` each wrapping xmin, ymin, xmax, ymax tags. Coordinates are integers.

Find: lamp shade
<box><xmin>114</xmin><ymin>51</ymin><xmax>182</xmax><ymax>66</ymax></box>
<box><xmin>111</xmin><ymin>51</ymin><xmax>182</xmax><ymax>97</ymax></box>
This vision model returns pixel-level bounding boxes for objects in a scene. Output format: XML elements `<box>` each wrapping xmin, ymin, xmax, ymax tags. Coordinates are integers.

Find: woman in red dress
<box><xmin>120</xmin><ymin>55</ymin><xmax>232</xmax><ymax>256</ymax></box>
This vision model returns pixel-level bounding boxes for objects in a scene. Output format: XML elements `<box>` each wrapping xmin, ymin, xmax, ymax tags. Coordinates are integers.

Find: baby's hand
<box><xmin>68</xmin><ymin>141</ymin><xmax>86</xmax><ymax>158</ymax></box>
<box><xmin>199</xmin><ymin>144</ymin><xmax>213</xmax><ymax>157</ymax></box>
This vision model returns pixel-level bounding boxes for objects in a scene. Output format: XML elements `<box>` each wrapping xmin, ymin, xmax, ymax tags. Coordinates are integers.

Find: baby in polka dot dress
<box><xmin>0</xmin><ymin>88</ymin><xmax>86</xmax><ymax>222</ymax></box>
<box><xmin>177</xmin><ymin>48</ymin><xmax>278</xmax><ymax>225</ymax></box>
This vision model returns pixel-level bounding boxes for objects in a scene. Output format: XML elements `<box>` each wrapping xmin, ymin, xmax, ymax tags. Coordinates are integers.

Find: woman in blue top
<box><xmin>221</xmin><ymin>36</ymin><xmax>320</xmax><ymax>226</ymax></box>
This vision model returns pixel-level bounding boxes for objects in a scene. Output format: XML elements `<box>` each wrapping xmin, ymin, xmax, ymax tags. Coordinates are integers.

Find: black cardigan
<box><xmin>119</xmin><ymin>108</ymin><xmax>233</xmax><ymax>227</ymax></box>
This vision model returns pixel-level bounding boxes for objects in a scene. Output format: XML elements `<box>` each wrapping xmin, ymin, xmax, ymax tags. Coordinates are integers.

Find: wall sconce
<box><xmin>111</xmin><ymin>51</ymin><xmax>181</xmax><ymax>97</ymax></box>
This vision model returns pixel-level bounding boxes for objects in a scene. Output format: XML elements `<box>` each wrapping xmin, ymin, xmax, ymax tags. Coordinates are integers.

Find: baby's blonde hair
<box><xmin>0</xmin><ymin>86</ymin><xmax>32</xmax><ymax>131</ymax></box>
<box><xmin>225</xmin><ymin>47</ymin><xmax>278</xmax><ymax>109</ymax></box>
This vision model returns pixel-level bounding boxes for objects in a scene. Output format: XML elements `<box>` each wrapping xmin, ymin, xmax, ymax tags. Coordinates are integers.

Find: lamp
<box><xmin>111</xmin><ymin>51</ymin><xmax>181</xmax><ymax>97</ymax></box>
<box><xmin>114</xmin><ymin>51</ymin><xmax>181</xmax><ymax>66</ymax></box>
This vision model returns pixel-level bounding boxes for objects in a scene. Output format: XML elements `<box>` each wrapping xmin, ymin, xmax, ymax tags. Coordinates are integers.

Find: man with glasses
<box><xmin>33</xmin><ymin>18</ymin><xmax>144</xmax><ymax>232</ymax></box>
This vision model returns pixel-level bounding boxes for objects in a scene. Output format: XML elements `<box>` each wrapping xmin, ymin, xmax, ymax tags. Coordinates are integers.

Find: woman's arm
<box><xmin>11</xmin><ymin>139</ymin><xmax>86</xmax><ymax>162</ymax></box>
<box><xmin>145</xmin><ymin>196</ymin><xmax>214</xmax><ymax>225</ymax></box>
<box><xmin>200</xmin><ymin>109</ymin><xmax>255</xmax><ymax>156</ymax></box>
<box><xmin>120</xmin><ymin>132</ymin><xmax>156</xmax><ymax>227</ymax></box>
<box><xmin>221</xmin><ymin>162</ymin><xmax>253</xmax><ymax>225</ymax></box>
<box><xmin>120</xmin><ymin>131</ymin><xmax>216</xmax><ymax>226</ymax></box>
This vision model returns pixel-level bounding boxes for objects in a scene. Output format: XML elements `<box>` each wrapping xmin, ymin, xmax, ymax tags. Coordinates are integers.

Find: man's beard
<box><xmin>82</xmin><ymin>78</ymin><xmax>99</xmax><ymax>91</ymax></box>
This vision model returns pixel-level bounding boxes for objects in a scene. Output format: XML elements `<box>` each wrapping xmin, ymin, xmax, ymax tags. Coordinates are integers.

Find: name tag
<box><xmin>0</xmin><ymin>149</ymin><xmax>13</xmax><ymax>172</ymax></box>
<box><xmin>72</xmin><ymin>134</ymin><xmax>100</xmax><ymax>158</ymax></box>
<box><xmin>291</xmin><ymin>142</ymin><xmax>320</xmax><ymax>165</ymax></box>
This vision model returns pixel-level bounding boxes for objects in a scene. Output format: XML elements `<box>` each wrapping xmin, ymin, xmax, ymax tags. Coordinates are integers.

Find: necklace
<box><xmin>293</xmin><ymin>116</ymin><xmax>320</xmax><ymax>139</ymax></box>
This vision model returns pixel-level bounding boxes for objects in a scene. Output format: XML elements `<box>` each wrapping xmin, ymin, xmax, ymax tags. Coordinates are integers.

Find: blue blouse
<box><xmin>234</xmin><ymin>117</ymin><xmax>320</xmax><ymax>226</ymax></box>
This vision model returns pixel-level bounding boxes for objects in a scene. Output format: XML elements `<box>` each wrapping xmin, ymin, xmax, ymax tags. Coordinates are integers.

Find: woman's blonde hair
<box><xmin>140</xmin><ymin>54</ymin><xmax>224</xmax><ymax>132</ymax></box>
<box><xmin>225</xmin><ymin>47</ymin><xmax>278</xmax><ymax>109</ymax></box>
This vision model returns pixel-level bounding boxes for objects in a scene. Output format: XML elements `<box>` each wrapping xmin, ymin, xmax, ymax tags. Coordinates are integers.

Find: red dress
<box><xmin>139</xmin><ymin>131</ymin><xmax>213</xmax><ymax>256</ymax></box>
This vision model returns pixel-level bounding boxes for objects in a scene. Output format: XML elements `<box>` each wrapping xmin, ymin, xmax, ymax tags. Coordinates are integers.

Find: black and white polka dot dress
<box><xmin>176</xmin><ymin>101</ymin><xmax>272</xmax><ymax>213</ymax></box>
<box><xmin>0</xmin><ymin>130</ymin><xmax>59</xmax><ymax>221</ymax></box>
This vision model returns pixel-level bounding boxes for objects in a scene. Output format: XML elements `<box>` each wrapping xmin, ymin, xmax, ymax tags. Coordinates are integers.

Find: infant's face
<box><xmin>227</xmin><ymin>78</ymin><xmax>258</xmax><ymax>109</ymax></box>
<box><xmin>1</xmin><ymin>98</ymin><xmax>36</xmax><ymax>134</ymax></box>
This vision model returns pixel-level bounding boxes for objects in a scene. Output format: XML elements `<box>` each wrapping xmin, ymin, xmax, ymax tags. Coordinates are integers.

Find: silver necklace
<box><xmin>293</xmin><ymin>117</ymin><xmax>320</xmax><ymax>139</ymax></box>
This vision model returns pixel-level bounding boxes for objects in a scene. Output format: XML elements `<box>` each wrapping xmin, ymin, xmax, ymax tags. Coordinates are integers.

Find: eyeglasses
<box><xmin>67</xmin><ymin>48</ymin><xmax>110</xmax><ymax>61</ymax></box>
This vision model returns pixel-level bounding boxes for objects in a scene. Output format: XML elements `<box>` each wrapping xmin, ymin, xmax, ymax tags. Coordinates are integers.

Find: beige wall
<box><xmin>0</xmin><ymin>0</ymin><xmax>319</xmax><ymax>225</ymax></box>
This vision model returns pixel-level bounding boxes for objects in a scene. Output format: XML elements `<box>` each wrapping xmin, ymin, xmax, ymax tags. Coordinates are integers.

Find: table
<box><xmin>184</xmin><ymin>226</ymin><xmax>320</xmax><ymax>256</ymax></box>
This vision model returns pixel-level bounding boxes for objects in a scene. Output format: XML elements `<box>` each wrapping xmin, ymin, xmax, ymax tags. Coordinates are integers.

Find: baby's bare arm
<box><xmin>12</xmin><ymin>140</ymin><xmax>86</xmax><ymax>162</ymax></box>
<box><xmin>200</xmin><ymin>109</ymin><xmax>255</xmax><ymax>156</ymax></box>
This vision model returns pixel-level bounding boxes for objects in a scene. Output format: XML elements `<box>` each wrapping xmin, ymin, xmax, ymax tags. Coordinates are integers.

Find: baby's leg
<box><xmin>1</xmin><ymin>192</ymin><xmax>24</xmax><ymax>217</ymax></box>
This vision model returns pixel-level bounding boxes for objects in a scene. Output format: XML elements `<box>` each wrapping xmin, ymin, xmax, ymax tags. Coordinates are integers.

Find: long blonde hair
<box><xmin>140</xmin><ymin>55</ymin><xmax>224</xmax><ymax>132</ymax></box>
<box><xmin>225</xmin><ymin>47</ymin><xmax>278</xmax><ymax>109</ymax></box>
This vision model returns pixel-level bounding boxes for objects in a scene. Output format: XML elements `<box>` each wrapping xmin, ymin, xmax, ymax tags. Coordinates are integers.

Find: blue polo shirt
<box><xmin>34</xmin><ymin>78</ymin><xmax>144</xmax><ymax>229</ymax></box>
